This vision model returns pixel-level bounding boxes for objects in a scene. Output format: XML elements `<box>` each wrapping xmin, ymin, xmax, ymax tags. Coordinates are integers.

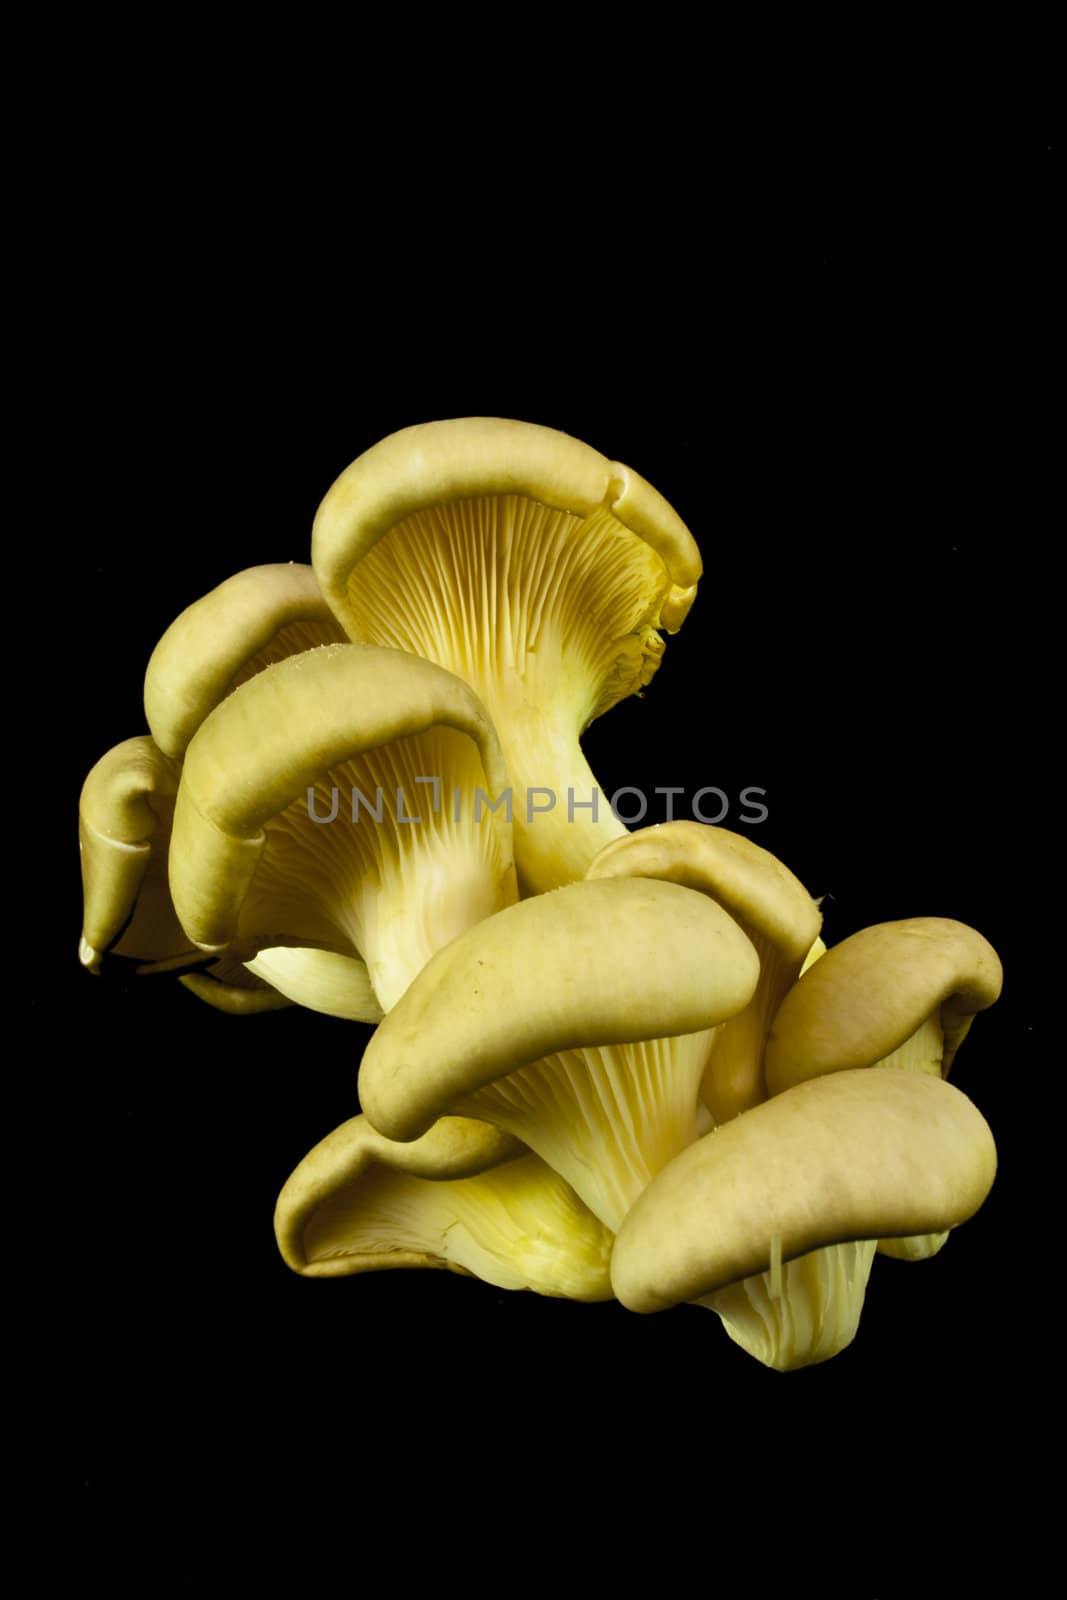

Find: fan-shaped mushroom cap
<box><xmin>611</xmin><ymin>1069</ymin><xmax>996</xmax><ymax>1315</ymax></box>
<box><xmin>312</xmin><ymin>418</ymin><xmax>703</xmax><ymax>892</ymax></box>
<box><xmin>765</xmin><ymin>917</ymin><xmax>1003</xmax><ymax>1096</ymax></box>
<box><xmin>168</xmin><ymin>642</ymin><xmax>516</xmax><ymax>1009</ymax></box>
<box><xmin>588</xmin><ymin>823</ymin><xmax>821</xmax><ymax>1120</ymax></box>
<box><xmin>360</xmin><ymin>878</ymin><xmax>757</xmax><ymax>1142</ymax></box>
<box><xmin>275</xmin><ymin>1114</ymin><xmax>612</xmax><ymax>1299</ymax></box>
<box><xmin>145</xmin><ymin>563</ymin><xmax>346</xmax><ymax>759</ymax></box>
<box><xmin>359</xmin><ymin>878</ymin><xmax>757</xmax><ymax>1229</ymax></box>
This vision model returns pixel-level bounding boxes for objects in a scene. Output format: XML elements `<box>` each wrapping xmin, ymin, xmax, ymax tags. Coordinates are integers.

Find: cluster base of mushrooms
<box><xmin>78</xmin><ymin>418</ymin><xmax>1001</xmax><ymax>1371</ymax></box>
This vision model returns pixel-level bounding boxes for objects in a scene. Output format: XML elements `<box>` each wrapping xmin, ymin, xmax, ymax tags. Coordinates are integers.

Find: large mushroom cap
<box><xmin>359</xmin><ymin>876</ymin><xmax>759</xmax><ymax>1144</ymax></box>
<box><xmin>611</xmin><ymin>1068</ymin><xmax>997</xmax><ymax>1314</ymax></box>
<box><xmin>764</xmin><ymin>916</ymin><xmax>1003</xmax><ymax>1096</ymax></box>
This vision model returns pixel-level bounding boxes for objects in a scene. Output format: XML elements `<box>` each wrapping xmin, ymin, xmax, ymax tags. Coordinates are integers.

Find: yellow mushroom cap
<box><xmin>587</xmin><ymin>821</ymin><xmax>821</xmax><ymax>962</ymax></box>
<box><xmin>611</xmin><ymin>1068</ymin><xmax>997</xmax><ymax>1314</ymax></box>
<box><xmin>358</xmin><ymin>877</ymin><xmax>759</xmax><ymax>1143</ymax></box>
<box><xmin>275</xmin><ymin>1114</ymin><xmax>613</xmax><ymax>1300</ymax></box>
<box><xmin>169</xmin><ymin>641</ymin><xmax>511</xmax><ymax>953</ymax></box>
<box><xmin>145</xmin><ymin>563</ymin><xmax>346</xmax><ymax>759</ymax></box>
<box><xmin>764</xmin><ymin>917</ymin><xmax>1003</xmax><ymax>1096</ymax></box>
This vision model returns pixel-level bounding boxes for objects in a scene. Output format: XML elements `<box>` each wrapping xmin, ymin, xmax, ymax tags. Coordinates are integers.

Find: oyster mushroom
<box><xmin>312</xmin><ymin>417</ymin><xmax>702</xmax><ymax>893</ymax></box>
<box><xmin>275</xmin><ymin>1115</ymin><xmax>612</xmax><ymax>1299</ymax></box>
<box><xmin>765</xmin><ymin>916</ymin><xmax>1003</xmax><ymax>1092</ymax></box>
<box><xmin>169</xmin><ymin>641</ymin><xmax>517</xmax><ymax>1013</ymax></box>
<box><xmin>610</xmin><ymin>1069</ymin><xmax>997</xmax><ymax>1368</ymax></box>
<box><xmin>358</xmin><ymin>878</ymin><xmax>759</xmax><ymax>1230</ymax></box>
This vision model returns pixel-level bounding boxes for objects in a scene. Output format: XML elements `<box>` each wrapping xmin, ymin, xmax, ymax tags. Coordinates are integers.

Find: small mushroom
<box><xmin>312</xmin><ymin>418</ymin><xmax>702</xmax><ymax>893</ymax></box>
<box><xmin>587</xmin><ymin>822</ymin><xmax>822</xmax><ymax>1120</ymax></box>
<box><xmin>765</xmin><ymin>917</ymin><xmax>1002</xmax><ymax>1094</ymax></box>
<box><xmin>610</xmin><ymin>1068</ymin><xmax>997</xmax><ymax>1367</ymax></box>
<box><xmin>359</xmin><ymin>878</ymin><xmax>758</xmax><ymax>1229</ymax></box>
<box><xmin>275</xmin><ymin>1115</ymin><xmax>613</xmax><ymax>1300</ymax></box>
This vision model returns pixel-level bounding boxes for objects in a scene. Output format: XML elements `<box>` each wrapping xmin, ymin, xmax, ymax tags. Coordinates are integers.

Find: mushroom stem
<box><xmin>704</xmin><ymin>1242</ymin><xmax>878</xmax><ymax>1369</ymax></box>
<box><xmin>476</xmin><ymin>690</ymin><xmax>626</xmax><ymax>895</ymax></box>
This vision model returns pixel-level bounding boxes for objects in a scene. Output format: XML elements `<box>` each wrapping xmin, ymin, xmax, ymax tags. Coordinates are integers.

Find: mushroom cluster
<box><xmin>78</xmin><ymin>418</ymin><xmax>1002</xmax><ymax>1370</ymax></box>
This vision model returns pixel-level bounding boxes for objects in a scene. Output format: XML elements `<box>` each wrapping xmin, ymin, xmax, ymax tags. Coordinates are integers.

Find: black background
<box><xmin>51</xmin><ymin>118</ymin><xmax>1049</xmax><ymax>1574</ymax></box>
